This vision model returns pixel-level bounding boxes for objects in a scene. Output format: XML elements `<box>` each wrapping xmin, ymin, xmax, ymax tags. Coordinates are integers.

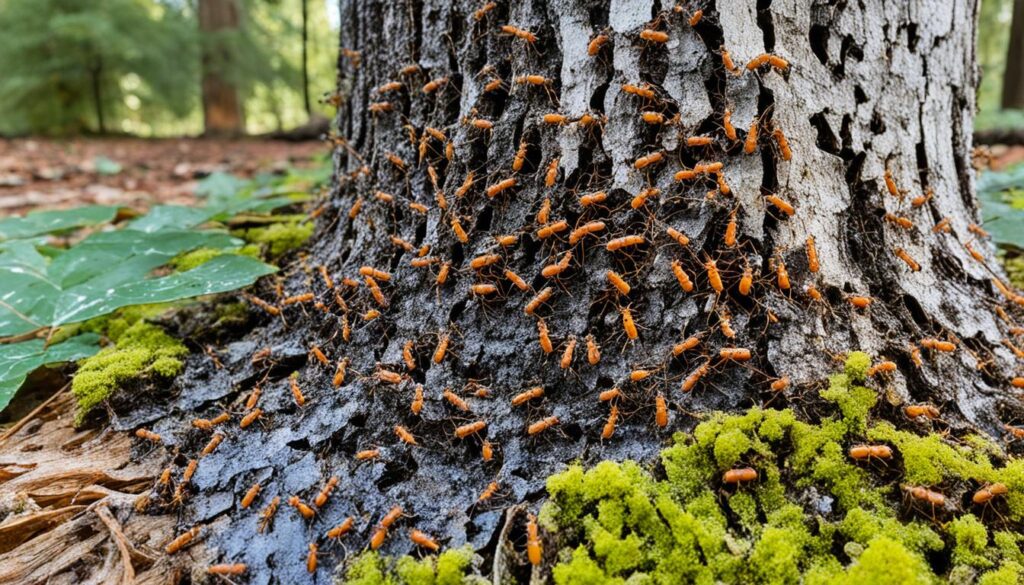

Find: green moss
<box><xmin>843</xmin><ymin>351</ymin><xmax>872</xmax><ymax>382</ymax></box>
<box><xmin>235</xmin><ymin>220</ymin><xmax>313</xmax><ymax>256</ymax></box>
<box><xmin>748</xmin><ymin>525</ymin><xmax>805</xmax><ymax>584</ymax></box>
<box><xmin>345</xmin><ymin>552</ymin><xmax>396</xmax><ymax>585</ymax></box>
<box><xmin>867</xmin><ymin>422</ymin><xmax>994</xmax><ymax>486</ymax></box>
<box><xmin>344</xmin><ymin>548</ymin><xmax>474</xmax><ymax>585</ymax></box>
<box><xmin>839</xmin><ymin>537</ymin><xmax>935</xmax><ymax>585</ymax></box>
<box><xmin>435</xmin><ymin>546</ymin><xmax>474</xmax><ymax>585</ymax></box>
<box><xmin>978</xmin><ymin>562</ymin><xmax>1024</xmax><ymax>585</ymax></box>
<box><xmin>839</xmin><ymin>508</ymin><xmax>943</xmax><ymax>555</ymax></box>
<box><xmin>713</xmin><ymin>428</ymin><xmax>753</xmax><ymax>469</ymax></box>
<box><xmin>553</xmin><ymin>546</ymin><xmax>625</xmax><ymax>585</ymax></box>
<box><xmin>819</xmin><ymin>374</ymin><xmax>876</xmax><ymax>433</ymax></box>
<box><xmin>71</xmin><ymin>321</ymin><xmax>187</xmax><ymax>424</ymax></box>
<box><xmin>1006</xmin><ymin>255</ymin><xmax>1024</xmax><ymax>290</ymax></box>
<box><xmin>948</xmin><ymin>515</ymin><xmax>995</xmax><ymax>569</ymax></box>
<box><xmin>169</xmin><ymin>245</ymin><xmax>261</xmax><ymax>271</ymax></box>
<box><xmin>395</xmin><ymin>557</ymin><xmax>435</xmax><ymax>585</ymax></box>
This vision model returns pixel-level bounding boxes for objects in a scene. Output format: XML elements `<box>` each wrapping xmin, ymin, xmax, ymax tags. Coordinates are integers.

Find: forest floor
<box><xmin>0</xmin><ymin>137</ymin><xmax>325</xmax><ymax>215</ymax></box>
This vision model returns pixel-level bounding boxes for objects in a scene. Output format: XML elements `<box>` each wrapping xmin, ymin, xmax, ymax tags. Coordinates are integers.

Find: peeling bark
<box><xmin>129</xmin><ymin>1</ymin><xmax>1024</xmax><ymax>582</ymax></box>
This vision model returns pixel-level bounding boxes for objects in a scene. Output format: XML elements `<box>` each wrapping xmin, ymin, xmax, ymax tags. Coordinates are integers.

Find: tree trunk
<box><xmin>1003</xmin><ymin>0</ymin><xmax>1024</xmax><ymax>109</ymax></box>
<box><xmin>301</xmin><ymin>0</ymin><xmax>312</xmax><ymax>116</ymax></box>
<box><xmin>199</xmin><ymin>0</ymin><xmax>245</xmax><ymax>136</ymax></box>
<box><xmin>90</xmin><ymin>59</ymin><xmax>104</xmax><ymax>134</ymax></box>
<box><xmin>155</xmin><ymin>0</ymin><xmax>1023</xmax><ymax>581</ymax></box>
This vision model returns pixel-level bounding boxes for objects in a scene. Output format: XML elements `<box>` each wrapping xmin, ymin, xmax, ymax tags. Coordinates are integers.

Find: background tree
<box><xmin>0</xmin><ymin>0</ymin><xmax>336</xmax><ymax>136</ymax></box>
<box><xmin>0</xmin><ymin>0</ymin><xmax>197</xmax><ymax>135</ymax></box>
<box><xmin>1003</xmin><ymin>0</ymin><xmax>1024</xmax><ymax>109</ymax></box>
<box><xmin>199</xmin><ymin>0</ymin><xmax>247</xmax><ymax>135</ymax></box>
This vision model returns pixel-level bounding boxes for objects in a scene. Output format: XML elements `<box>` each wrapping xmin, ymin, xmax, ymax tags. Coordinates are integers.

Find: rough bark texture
<box><xmin>131</xmin><ymin>1</ymin><xmax>1024</xmax><ymax>583</ymax></box>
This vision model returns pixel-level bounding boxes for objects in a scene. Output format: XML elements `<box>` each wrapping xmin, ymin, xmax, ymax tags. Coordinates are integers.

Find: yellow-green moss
<box><xmin>948</xmin><ymin>515</ymin><xmax>995</xmax><ymax>569</ymax></box>
<box><xmin>843</xmin><ymin>351</ymin><xmax>872</xmax><ymax>382</ymax></box>
<box><xmin>169</xmin><ymin>245</ymin><xmax>261</xmax><ymax>271</ymax></box>
<box><xmin>70</xmin><ymin>321</ymin><xmax>187</xmax><ymax>424</ymax></box>
<box><xmin>345</xmin><ymin>552</ymin><xmax>396</xmax><ymax>585</ymax></box>
<box><xmin>867</xmin><ymin>422</ymin><xmax>995</xmax><ymax>486</ymax></box>
<box><xmin>1006</xmin><ymin>255</ymin><xmax>1024</xmax><ymax>290</ymax></box>
<box><xmin>978</xmin><ymin>562</ymin><xmax>1024</xmax><ymax>585</ymax></box>
<box><xmin>235</xmin><ymin>220</ymin><xmax>313</xmax><ymax>256</ymax></box>
<box><xmin>837</xmin><ymin>537</ymin><xmax>935</xmax><ymax>585</ymax></box>
<box><xmin>342</xmin><ymin>547</ymin><xmax>476</xmax><ymax>585</ymax></box>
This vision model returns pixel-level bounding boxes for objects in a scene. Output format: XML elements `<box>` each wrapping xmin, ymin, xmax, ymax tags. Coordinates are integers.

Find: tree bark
<box><xmin>90</xmin><ymin>59</ymin><xmax>104</xmax><ymax>134</ymax></box>
<box><xmin>152</xmin><ymin>1</ymin><xmax>1024</xmax><ymax>581</ymax></box>
<box><xmin>301</xmin><ymin>0</ymin><xmax>312</xmax><ymax>116</ymax></box>
<box><xmin>1004</xmin><ymin>0</ymin><xmax>1024</xmax><ymax>109</ymax></box>
<box><xmin>199</xmin><ymin>0</ymin><xmax>245</xmax><ymax>136</ymax></box>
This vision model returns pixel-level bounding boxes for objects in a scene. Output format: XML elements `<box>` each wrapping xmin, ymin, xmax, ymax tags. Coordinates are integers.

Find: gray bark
<box><xmin>146</xmin><ymin>1</ymin><xmax>1022</xmax><ymax>583</ymax></box>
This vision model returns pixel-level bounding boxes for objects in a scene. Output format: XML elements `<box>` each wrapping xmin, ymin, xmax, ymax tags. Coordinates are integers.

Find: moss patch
<box><xmin>234</xmin><ymin>220</ymin><xmax>313</xmax><ymax>256</ymax></box>
<box><xmin>71</xmin><ymin>320</ymin><xmax>187</xmax><ymax>424</ymax></box>
<box><xmin>169</xmin><ymin>244</ymin><xmax>260</xmax><ymax>271</ymax></box>
<box><xmin>343</xmin><ymin>547</ymin><xmax>478</xmax><ymax>585</ymax></box>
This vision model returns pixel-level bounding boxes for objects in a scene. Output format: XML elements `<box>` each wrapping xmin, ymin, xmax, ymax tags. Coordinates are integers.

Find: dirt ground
<box><xmin>0</xmin><ymin>137</ymin><xmax>325</xmax><ymax>215</ymax></box>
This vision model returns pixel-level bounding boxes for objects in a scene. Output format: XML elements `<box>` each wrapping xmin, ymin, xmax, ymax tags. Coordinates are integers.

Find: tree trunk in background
<box><xmin>1003</xmin><ymin>0</ymin><xmax>1024</xmax><ymax>108</ymax></box>
<box><xmin>301</xmin><ymin>0</ymin><xmax>312</xmax><ymax>116</ymax></box>
<box><xmin>160</xmin><ymin>1</ymin><xmax>1024</xmax><ymax>581</ymax></box>
<box><xmin>199</xmin><ymin>0</ymin><xmax>245</xmax><ymax>136</ymax></box>
<box><xmin>90</xmin><ymin>59</ymin><xmax>104</xmax><ymax>134</ymax></box>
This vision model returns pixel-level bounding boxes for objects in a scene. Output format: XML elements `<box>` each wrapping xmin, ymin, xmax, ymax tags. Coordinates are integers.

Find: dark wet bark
<box><xmin>139</xmin><ymin>1</ymin><xmax>1024</xmax><ymax>583</ymax></box>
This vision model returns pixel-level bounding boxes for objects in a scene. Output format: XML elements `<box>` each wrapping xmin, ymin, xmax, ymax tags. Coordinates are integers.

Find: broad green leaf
<box><xmin>0</xmin><ymin>229</ymin><xmax>260</xmax><ymax>336</ymax></box>
<box><xmin>93</xmin><ymin>156</ymin><xmax>122</xmax><ymax>176</ymax></box>
<box><xmin>978</xmin><ymin>164</ymin><xmax>1024</xmax><ymax>249</ymax></box>
<box><xmin>0</xmin><ymin>205</ymin><xmax>119</xmax><ymax>241</ymax></box>
<box><xmin>45</xmin><ymin>229</ymin><xmax>240</xmax><ymax>288</ymax></box>
<box><xmin>51</xmin><ymin>254</ymin><xmax>276</xmax><ymax>326</ymax></box>
<box><xmin>0</xmin><ymin>333</ymin><xmax>100</xmax><ymax>413</ymax></box>
<box><xmin>195</xmin><ymin>172</ymin><xmax>247</xmax><ymax>200</ymax></box>
<box><xmin>128</xmin><ymin>197</ymin><xmax>296</xmax><ymax>233</ymax></box>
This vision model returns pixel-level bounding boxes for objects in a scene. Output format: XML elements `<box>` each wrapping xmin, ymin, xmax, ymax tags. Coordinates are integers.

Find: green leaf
<box><xmin>195</xmin><ymin>172</ymin><xmax>247</xmax><ymax>200</ymax></box>
<box><xmin>0</xmin><ymin>333</ymin><xmax>100</xmax><ymax>413</ymax></box>
<box><xmin>0</xmin><ymin>205</ymin><xmax>120</xmax><ymax>241</ymax></box>
<box><xmin>128</xmin><ymin>197</ymin><xmax>296</xmax><ymax>233</ymax></box>
<box><xmin>51</xmin><ymin>254</ymin><xmax>276</xmax><ymax>326</ymax></box>
<box><xmin>978</xmin><ymin>164</ymin><xmax>1024</xmax><ymax>249</ymax></box>
<box><xmin>93</xmin><ymin>156</ymin><xmax>122</xmax><ymax>176</ymax></box>
<box><xmin>0</xmin><ymin>229</ymin><xmax>270</xmax><ymax>337</ymax></box>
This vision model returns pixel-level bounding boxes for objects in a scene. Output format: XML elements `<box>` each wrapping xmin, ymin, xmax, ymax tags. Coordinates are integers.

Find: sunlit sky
<box><xmin>325</xmin><ymin>0</ymin><xmax>339</xmax><ymax>29</ymax></box>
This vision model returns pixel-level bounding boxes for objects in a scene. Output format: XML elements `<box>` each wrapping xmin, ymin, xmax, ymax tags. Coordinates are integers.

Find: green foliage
<box><xmin>0</xmin><ymin>0</ymin><xmax>338</xmax><ymax>135</ymax></box>
<box><xmin>0</xmin><ymin>0</ymin><xmax>197</xmax><ymax>135</ymax></box>
<box><xmin>0</xmin><ymin>232</ymin><xmax>275</xmax><ymax>337</ymax></box>
<box><xmin>978</xmin><ymin>163</ymin><xmax>1024</xmax><ymax>249</ymax></box>
<box><xmin>0</xmin><ymin>333</ymin><xmax>100</xmax><ymax>411</ymax></box>
<box><xmin>235</xmin><ymin>219</ymin><xmax>314</xmax><ymax>256</ymax></box>
<box><xmin>976</xmin><ymin>0</ymin><xmax>1020</xmax><ymax>132</ymax></box>
<box><xmin>0</xmin><ymin>205</ymin><xmax>119</xmax><ymax>241</ymax></box>
<box><xmin>169</xmin><ymin>245</ymin><xmax>260</xmax><ymax>271</ymax></box>
<box><xmin>343</xmin><ymin>547</ymin><xmax>477</xmax><ymax>585</ymax></box>
<box><xmin>71</xmin><ymin>320</ymin><xmax>186</xmax><ymax>423</ymax></box>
